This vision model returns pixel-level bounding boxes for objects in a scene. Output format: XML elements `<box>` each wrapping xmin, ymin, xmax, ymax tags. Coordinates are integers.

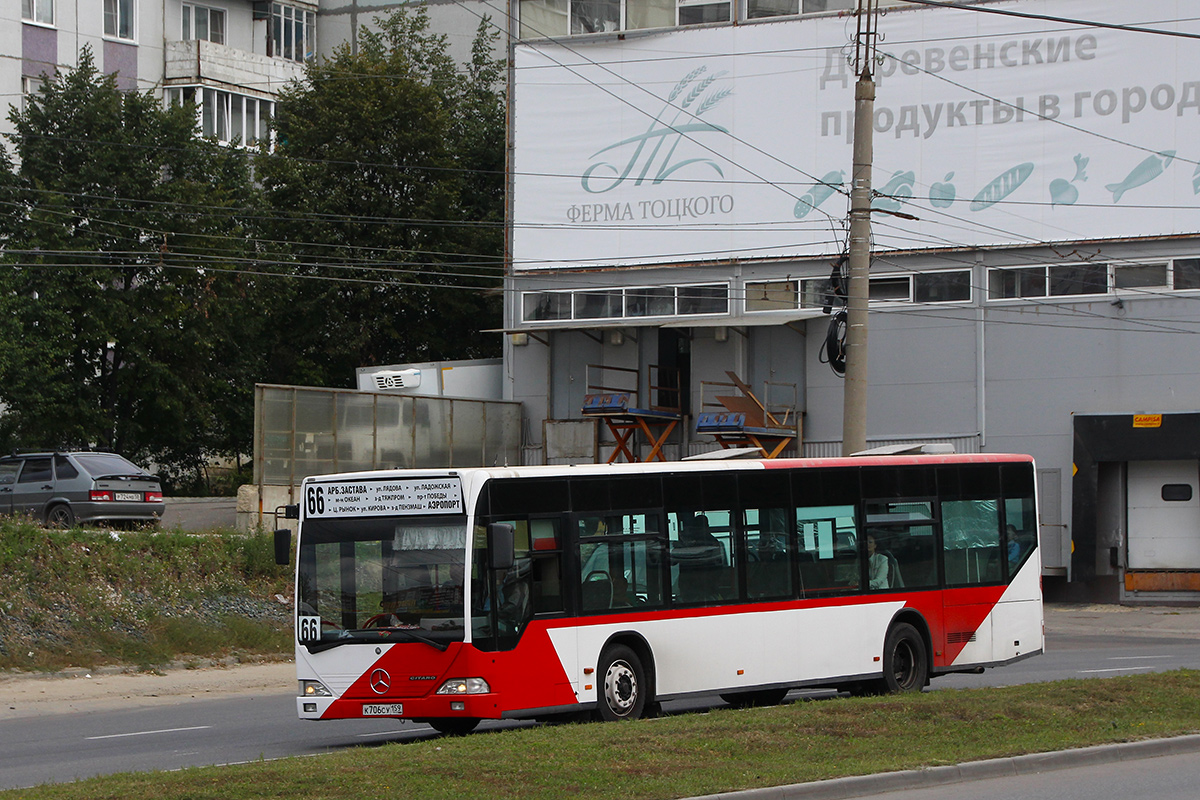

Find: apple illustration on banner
<box><xmin>930</xmin><ymin>172</ymin><xmax>956</xmax><ymax>207</ymax></box>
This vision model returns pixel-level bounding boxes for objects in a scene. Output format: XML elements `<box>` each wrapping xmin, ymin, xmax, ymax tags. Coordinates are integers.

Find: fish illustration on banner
<box><xmin>794</xmin><ymin>170</ymin><xmax>845</xmax><ymax>219</ymax></box>
<box><xmin>1106</xmin><ymin>151</ymin><xmax>1175</xmax><ymax>203</ymax></box>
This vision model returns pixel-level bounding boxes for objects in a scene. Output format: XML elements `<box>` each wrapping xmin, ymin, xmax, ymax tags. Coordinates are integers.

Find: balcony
<box><xmin>164</xmin><ymin>40</ymin><xmax>304</xmax><ymax>99</ymax></box>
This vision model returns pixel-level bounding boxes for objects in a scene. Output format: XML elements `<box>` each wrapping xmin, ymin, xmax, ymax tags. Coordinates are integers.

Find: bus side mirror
<box><xmin>274</xmin><ymin>529</ymin><xmax>292</xmax><ymax>566</ymax></box>
<box><xmin>487</xmin><ymin>523</ymin><xmax>515</xmax><ymax>571</ymax></box>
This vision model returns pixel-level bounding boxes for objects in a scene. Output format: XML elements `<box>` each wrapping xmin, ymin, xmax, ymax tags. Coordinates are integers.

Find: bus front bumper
<box><xmin>297</xmin><ymin>694</ymin><xmax>501</xmax><ymax>721</ymax></box>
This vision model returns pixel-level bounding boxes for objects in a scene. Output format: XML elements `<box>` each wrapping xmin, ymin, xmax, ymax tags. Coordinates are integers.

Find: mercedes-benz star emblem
<box><xmin>370</xmin><ymin>668</ymin><xmax>391</xmax><ymax>695</ymax></box>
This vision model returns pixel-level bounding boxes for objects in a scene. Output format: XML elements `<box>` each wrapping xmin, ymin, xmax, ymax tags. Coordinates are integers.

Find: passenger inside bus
<box><xmin>674</xmin><ymin>514</ymin><xmax>727</xmax><ymax>603</ymax></box>
<box><xmin>497</xmin><ymin>560</ymin><xmax>532</xmax><ymax>633</ymax></box>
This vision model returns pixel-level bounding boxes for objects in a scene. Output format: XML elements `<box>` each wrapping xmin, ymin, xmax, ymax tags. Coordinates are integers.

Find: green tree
<box><xmin>254</xmin><ymin>7</ymin><xmax>505</xmax><ymax>387</ymax></box>
<box><xmin>0</xmin><ymin>48</ymin><xmax>262</xmax><ymax>484</ymax></box>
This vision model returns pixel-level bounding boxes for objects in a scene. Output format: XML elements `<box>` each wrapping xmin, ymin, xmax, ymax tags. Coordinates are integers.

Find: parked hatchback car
<box><xmin>0</xmin><ymin>452</ymin><xmax>164</xmax><ymax>527</ymax></box>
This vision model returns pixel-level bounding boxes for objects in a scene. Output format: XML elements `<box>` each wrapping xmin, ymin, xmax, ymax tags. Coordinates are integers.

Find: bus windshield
<box><xmin>297</xmin><ymin>516</ymin><xmax>467</xmax><ymax>648</ymax></box>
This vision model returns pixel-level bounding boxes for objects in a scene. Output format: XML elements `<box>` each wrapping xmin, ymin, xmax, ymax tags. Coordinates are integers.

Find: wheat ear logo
<box><xmin>581</xmin><ymin>66</ymin><xmax>733</xmax><ymax>194</ymax></box>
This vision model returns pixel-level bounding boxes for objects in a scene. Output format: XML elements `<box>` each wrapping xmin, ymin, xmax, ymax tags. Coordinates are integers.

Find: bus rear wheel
<box><xmin>427</xmin><ymin>718</ymin><xmax>480</xmax><ymax>735</ymax></box>
<box><xmin>881</xmin><ymin>622</ymin><xmax>928</xmax><ymax>693</ymax></box>
<box><xmin>597</xmin><ymin>644</ymin><xmax>648</xmax><ymax>721</ymax></box>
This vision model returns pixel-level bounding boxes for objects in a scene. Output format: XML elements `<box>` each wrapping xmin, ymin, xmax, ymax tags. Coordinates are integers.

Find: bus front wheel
<box><xmin>881</xmin><ymin>622</ymin><xmax>928</xmax><ymax>693</ymax></box>
<box><xmin>597</xmin><ymin>644</ymin><xmax>648</xmax><ymax>721</ymax></box>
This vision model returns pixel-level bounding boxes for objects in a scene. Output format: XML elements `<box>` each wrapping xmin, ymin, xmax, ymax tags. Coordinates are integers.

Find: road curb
<box><xmin>689</xmin><ymin>734</ymin><xmax>1200</xmax><ymax>800</ymax></box>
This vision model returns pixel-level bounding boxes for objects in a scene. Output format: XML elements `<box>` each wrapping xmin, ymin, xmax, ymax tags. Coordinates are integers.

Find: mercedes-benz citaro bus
<box><xmin>274</xmin><ymin>452</ymin><xmax>1042</xmax><ymax>734</ymax></box>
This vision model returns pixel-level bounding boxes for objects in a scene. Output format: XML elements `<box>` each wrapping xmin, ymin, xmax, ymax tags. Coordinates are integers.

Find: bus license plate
<box><xmin>115</xmin><ymin>492</ymin><xmax>143</xmax><ymax>502</ymax></box>
<box><xmin>363</xmin><ymin>703</ymin><xmax>403</xmax><ymax>716</ymax></box>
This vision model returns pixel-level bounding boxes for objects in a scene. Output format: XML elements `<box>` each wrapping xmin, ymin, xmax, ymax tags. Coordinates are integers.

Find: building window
<box><xmin>1174</xmin><ymin>259</ymin><xmax>1200</xmax><ymax>290</ymax></box>
<box><xmin>748</xmin><ymin>0</ymin><xmax>851</xmax><ymax>18</ymax></box>
<box><xmin>22</xmin><ymin>0</ymin><xmax>53</xmax><ymax>25</ymax></box>
<box><xmin>745</xmin><ymin>280</ymin><xmax>797</xmax><ymax>312</ymax></box>
<box><xmin>868</xmin><ymin>277</ymin><xmax>910</xmax><ymax>303</ymax></box>
<box><xmin>678</xmin><ymin>284</ymin><xmax>729</xmax><ymax>315</ymax></box>
<box><xmin>104</xmin><ymin>0</ymin><xmax>135</xmax><ymax>40</ymax></box>
<box><xmin>167</xmin><ymin>87</ymin><xmax>273</xmax><ymax>146</ymax></box>
<box><xmin>21</xmin><ymin>77</ymin><xmax>45</xmax><ymax>111</ymax></box>
<box><xmin>521</xmin><ymin>284</ymin><xmax>728</xmax><ymax>323</ymax></box>
<box><xmin>988</xmin><ymin>264</ymin><xmax>1110</xmax><ymax>299</ymax></box>
<box><xmin>575</xmin><ymin>290</ymin><xmax>623</xmax><ymax>320</ymax></box>
<box><xmin>523</xmin><ymin>291</ymin><xmax>573</xmax><ymax>322</ymax></box>
<box><xmin>626</xmin><ymin>287</ymin><xmax>675</xmax><ymax>317</ymax></box>
<box><xmin>183</xmin><ymin>4</ymin><xmax>226</xmax><ymax>45</ymax></box>
<box><xmin>572</xmin><ymin>0</ymin><xmax>620</xmax><ymax>32</ymax></box>
<box><xmin>519</xmin><ymin>0</ymin><xmax>852</xmax><ymax>37</ymax></box>
<box><xmin>987</xmin><ymin>267</ymin><xmax>1044</xmax><ymax>299</ymax></box>
<box><xmin>1048</xmin><ymin>264</ymin><xmax>1107</xmax><ymax>296</ymax></box>
<box><xmin>913</xmin><ymin>271</ymin><xmax>971</xmax><ymax>303</ymax></box>
<box><xmin>800</xmin><ymin>270</ymin><xmax>971</xmax><ymax>308</ymax></box>
<box><xmin>677</xmin><ymin>0</ymin><xmax>731</xmax><ymax>25</ymax></box>
<box><xmin>1112</xmin><ymin>262</ymin><xmax>1168</xmax><ymax>290</ymax></box>
<box><xmin>270</xmin><ymin>3</ymin><xmax>316</xmax><ymax>62</ymax></box>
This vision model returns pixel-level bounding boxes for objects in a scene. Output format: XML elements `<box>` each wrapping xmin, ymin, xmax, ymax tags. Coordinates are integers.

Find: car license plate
<box><xmin>363</xmin><ymin>703</ymin><xmax>403</xmax><ymax>716</ymax></box>
<box><xmin>115</xmin><ymin>492</ymin><xmax>143</xmax><ymax>502</ymax></box>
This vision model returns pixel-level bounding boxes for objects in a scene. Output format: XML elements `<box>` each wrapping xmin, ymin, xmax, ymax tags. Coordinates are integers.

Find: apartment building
<box><xmin>9</xmin><ymin>0</ymin><xmax>504</xmax><ymax>145</ymax></box>
<box><xmin>9</xmin><ymin>0</ymin><xmax>320</xmax><ymax>144</ymax></box>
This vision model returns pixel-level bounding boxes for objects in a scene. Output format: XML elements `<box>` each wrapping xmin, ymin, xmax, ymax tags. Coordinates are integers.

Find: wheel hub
<box><xmin>604</xmin><ymin>659</ymin><xmax>637</xmax><ymax>714</ymax></box>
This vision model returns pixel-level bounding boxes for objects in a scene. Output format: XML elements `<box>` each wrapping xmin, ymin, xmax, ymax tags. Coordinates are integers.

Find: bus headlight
<box><xmin>301</xmin><ymin>680</ymin><xmax>333</xmax><ymax>697</ymax></box>
<box><xmin>436</xmin><ymin>678</ymin><xmax>490</xmax><ymax>695</ymax></box>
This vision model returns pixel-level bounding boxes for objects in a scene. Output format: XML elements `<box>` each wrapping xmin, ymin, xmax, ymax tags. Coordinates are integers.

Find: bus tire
<box><xmin>720</xmin><ymin>688</ymin><xmax>788</xmax><ymax>708</ymax></box>
<box><xmin>881</xmin><ymin>622</ymin><xmax>928</xmax><ymax>694</ymax></box>
<box><xmin>597</xmin><ymin>644</ymin><xmax>647</xmax><ymax>721</ymax></box>
<box><xmin>428</xmin><ymin>718</ymin><xmax>480</xmax><ymax>735</ymax></box>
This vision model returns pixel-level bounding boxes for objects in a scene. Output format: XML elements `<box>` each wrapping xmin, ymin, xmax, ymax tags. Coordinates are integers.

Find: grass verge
<box><xmin>6</xmin><ymin>670</ymin><xmax>1200</xmax><ymax>800</ymax></box>
<box><xmin>0</xmin><ymin>518</ymin><xmax>292</xmax><ymax>672</ymax></box>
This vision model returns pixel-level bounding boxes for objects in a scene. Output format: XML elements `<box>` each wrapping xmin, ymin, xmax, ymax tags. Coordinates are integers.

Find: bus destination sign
<box><xmin>304</xmin><ymin>477</ymin><xmax>464</xmax><ymax>518</ymax></box>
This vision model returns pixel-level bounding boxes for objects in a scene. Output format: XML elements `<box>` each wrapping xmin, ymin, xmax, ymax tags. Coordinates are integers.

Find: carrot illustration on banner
<box><xmin>794</xmin><ymin>170</ymin><xmax>845</xmax><ymax>219</ymax></box>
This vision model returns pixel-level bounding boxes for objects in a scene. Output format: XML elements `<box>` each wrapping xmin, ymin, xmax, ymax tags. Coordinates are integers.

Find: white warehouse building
<box><xmin>501</xmin><ymin>0</ymin><xmax>1200</xmax><ymax>603</ymax></box>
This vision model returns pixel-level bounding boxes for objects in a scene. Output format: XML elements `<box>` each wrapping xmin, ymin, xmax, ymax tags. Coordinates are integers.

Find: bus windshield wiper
<box><xmin>304</xmin><ymin>628</ymin><xmax>449</xmax><ymax>653</ymax></box>
<box><xmin>386</xmin><ymin>628</ymin><xmax>449</xmax><ymax>651</ymax></box>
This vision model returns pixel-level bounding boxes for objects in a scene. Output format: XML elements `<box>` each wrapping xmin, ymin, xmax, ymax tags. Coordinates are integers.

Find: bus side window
<box><xmin>795</xmin><ymin>505</ymin><xmax>859</xmax><ymax>595</ymax></box>
<box><xmin>1004</xmin><ymin>497</ymin><xmax>1037</xmax><ymax>576</ymax></box>
<box><xmin>669</xmin><ymin>510</ymin><xmax>738</xmax><ymax>605</ymax></box>
<box><xmin>745</xmin><ymin>507</ymin><xmax>792</xmax><ymax>599</ymax></box>
<box><xmin>941</xmin><ymin>499</ymin><xmax>1002</xmax><ymax>585</ymax></box>
<box><xmin>530</xmin><ymin>518</ymin><xmax>563</xmax><ymax>614</ymax></box>
<box><xmin>579</xmin><ymin>536</ymin><xmax>664</xmax><ymax>611</ymax></box>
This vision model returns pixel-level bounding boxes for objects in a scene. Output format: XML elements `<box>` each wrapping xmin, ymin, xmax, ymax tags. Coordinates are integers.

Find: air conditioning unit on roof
<box><xmin>372</xmin><ymin>369</ymin><xmax>422</xmax><ymax>391</ymax></box>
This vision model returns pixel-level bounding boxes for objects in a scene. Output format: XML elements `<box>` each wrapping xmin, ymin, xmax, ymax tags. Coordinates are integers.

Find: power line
<box><xmin>897</xmin><ymin>0</ymin><xmax>1200</xmax><ymax>41</ymax></box>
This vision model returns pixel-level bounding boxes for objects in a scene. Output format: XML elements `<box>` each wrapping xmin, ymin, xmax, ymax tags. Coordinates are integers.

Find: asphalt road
<box><xmin>1</xmin><ymin>611</ymin><xmax>1198</xmax><ymax>793</ymax></box>
<box><xmin>159</xmin><ymin>497</ymin><xmax>236</xmax><ymax>531</ymax></box>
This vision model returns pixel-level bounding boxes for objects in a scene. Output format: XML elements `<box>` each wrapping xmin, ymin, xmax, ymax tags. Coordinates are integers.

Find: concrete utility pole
<box><xmin>842</xmin><ymin>0</ymin><xmax>879</xmax><ymax>457</ymax></box>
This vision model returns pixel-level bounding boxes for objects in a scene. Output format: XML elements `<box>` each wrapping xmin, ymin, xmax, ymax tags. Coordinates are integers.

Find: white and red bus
<box><xmin>278</xmin><ymin>452</ymin><xmax>1042</xmax><ymax>733</ymax></box>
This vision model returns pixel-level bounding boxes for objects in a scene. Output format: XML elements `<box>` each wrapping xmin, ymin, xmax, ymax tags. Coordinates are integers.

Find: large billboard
<box><xmin>511</xmin><ymin>0</ymin><xmax>1200</xmax><ymax>270</ymax></box>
